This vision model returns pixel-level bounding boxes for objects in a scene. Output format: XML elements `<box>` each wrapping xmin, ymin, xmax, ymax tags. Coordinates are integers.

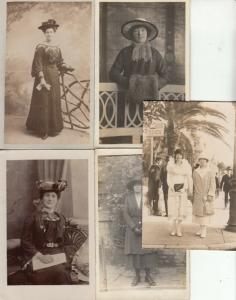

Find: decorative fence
<box><xmin>60</xmin><ymin>72</ymin><xmax>90</xmax><ymax>131</ymax></box>
<box><xmin>99</xmin><ymin>83</ymin><xmax>185</xmax><ymax>143</ymax></box>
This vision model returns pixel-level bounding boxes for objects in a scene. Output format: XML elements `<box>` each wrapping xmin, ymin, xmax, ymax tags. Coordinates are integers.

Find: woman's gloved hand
<box><xmin>133</xmin><ymin>227</ymin><xmax>142</xmax><ymax>236</ymax></box>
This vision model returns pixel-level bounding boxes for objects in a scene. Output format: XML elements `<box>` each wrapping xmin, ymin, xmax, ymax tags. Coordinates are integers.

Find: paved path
<box><xmin>142</xmin><ymin>184</ymin><xmax>236</xmax><ymax>250</ymax></box>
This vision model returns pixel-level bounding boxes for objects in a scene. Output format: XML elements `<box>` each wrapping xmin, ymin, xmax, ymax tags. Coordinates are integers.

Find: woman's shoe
<box><xmin>200</xmin><ymin>226</ymin><xmax>207</xmax><ymax>238</ymax></box>
<box><xmin>145</xmin><ymin>275</ymin><xmax>156</xmax><ymax>286</ymax></box>
<box><xmin>170</xmin><ymin>231</ymin><xmax>176</xmax><ymax>236</ymax></box>
<box><xmin>177</xmin><ymin>223</ymin><xmax>182</xmax><ymax>237</ymax></box>
<box><xmin>41</xmin><ymin>134</ymin><xmax>48</xmax><ymax>140</ymax></box>
<box><xmin>131</xmin><ymin>275</ymin><xmax>140</xmax><ymax>286</ymax></box>
<box><xmin>195</xmin><ymin>228</ymin><xmax>201</xmax><ymax>236</ymax></box>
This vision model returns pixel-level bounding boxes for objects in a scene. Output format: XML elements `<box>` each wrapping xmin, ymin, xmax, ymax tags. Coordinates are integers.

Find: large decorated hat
<box><xmin>36</xmin><ymin>180</ymin><xmax>67</xmax><ymax>193</ymax></box>
<box><xmin>121</xmin><ymin>18</ymin><xmax>158</xmax><ymax>41</ymax></box>
<box><xmin>38</xmin><ymin>19</ymin><xmax>59</xmax><ymax>31</ymax></box>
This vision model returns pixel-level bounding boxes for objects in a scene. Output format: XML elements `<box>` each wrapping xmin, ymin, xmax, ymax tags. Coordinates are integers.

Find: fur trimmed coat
<box><xmin>109</xmin><ymin>45</ymin><xmax>168</xmax><ymax>94</ymax></box>
<box><xmin>192</xmin><ymin>168</ymin><xmax>216</xmax><ymax>217</ymax></box>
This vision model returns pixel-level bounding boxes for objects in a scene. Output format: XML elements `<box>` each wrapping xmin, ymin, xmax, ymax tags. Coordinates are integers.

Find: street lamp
<box><xmin>226</xmin><ymin>103</ymin><xmax>236</xmax><ymax>232</ymax></box>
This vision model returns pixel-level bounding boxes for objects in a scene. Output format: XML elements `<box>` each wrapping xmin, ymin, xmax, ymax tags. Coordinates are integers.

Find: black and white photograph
<box><xmin>98</xmin><ymin>0</ymin><xmax>189</xmax><ymax>145</ymax></box>
<box><xmin>5</xmin><ymin>1</ymin><xmax>92</xmax><ymax>147</ymax></box>
<box><xmin>1</xmin><ymin>150</ymin><xmax>95</xmax><ymax>300</ymax></box>
<box><xmin>142</xmin><ymin>101</ymin><xmax>236</xmax><ymax>250</ymax></box>
<box><xmin>96</xmin><ymin>150</ymin><xmax>189</xmax><ymax>300</ymax></box>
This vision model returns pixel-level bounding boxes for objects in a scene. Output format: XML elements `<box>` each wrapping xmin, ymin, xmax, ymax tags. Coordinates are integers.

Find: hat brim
<box><xmin>198</xmin><ymin>157</ymin><xmax>209</xmax><ymax>161</ymax></box>
<box><xmin>38</xmin><ymin>24</ymin><xmax>59</xmax><ymax>31</ymax></box>
<box><xmin>121</xmin><ymin>20</ymin><xmax>158</xmax><ymax>41</ymax></box>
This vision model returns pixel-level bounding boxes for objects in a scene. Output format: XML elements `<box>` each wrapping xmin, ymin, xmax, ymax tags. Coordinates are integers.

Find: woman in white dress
<box><xmin>167</xmin><ymin>149</ymin><xmax>193</xmax><ymax>237</ymax></box>
<box><xmin>192</xmin><ymin>154</ymin><xmax>216</xmax><ymax>238</ymax></box>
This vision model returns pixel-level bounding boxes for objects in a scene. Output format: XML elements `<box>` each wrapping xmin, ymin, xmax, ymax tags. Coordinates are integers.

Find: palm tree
<box><xmin>143</xmin><ymin>101</ymin><xmax>229</xmax><ymax>161</ymax></box>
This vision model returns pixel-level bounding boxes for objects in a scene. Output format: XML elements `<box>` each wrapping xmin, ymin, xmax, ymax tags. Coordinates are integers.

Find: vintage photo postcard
<box><xmin>0</xmin><ymin>150</ymin><xmax>95</xmax><ymax>300</ymax></box>
<box><xmin>96</xmin><ymin>149</ymin><xmax>189</xmax><ymax>300</ymax></box>
<box><xmin>142</xmin><ymin>101</ymin><xmax>236</xmax><ymax>250</ymax></box>
<box><xmin>4</xmin><ymin>1</ymin><xmax>93</xmax><ymax>148</ymax></box>
<box><xmin>96</xmin><ymin>0</ymin><xmax>189</xmax><ymax>146</ymax></box>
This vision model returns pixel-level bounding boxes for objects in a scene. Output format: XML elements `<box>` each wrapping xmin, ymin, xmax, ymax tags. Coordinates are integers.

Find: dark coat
<box><xmin>220</xmin><ymin>174</ymin><xmax>232</xmax><ymax>192</ymax></box>
<box><xmin>123</xmin><ymin>192</ymin><xmax>151</xmax><ymax>255</ymax></box>
<box><xmin>110</xmin><ymin>45</ymin><xmax>168</xmax><ymax>90</ymax></box>
<box><xmin>21</xmin><ymin>211</ymin><xmax>66</xmax><ymax>266</ymax></box>
<box><xmin>26</xmin><ymin>44</ymin><xmax>64</xmax><ymax>136</ymax></box>
<box><xmin>148</xmin><ymin>164</ymin><xmax>162</xmax><ymax>200</ymax></box>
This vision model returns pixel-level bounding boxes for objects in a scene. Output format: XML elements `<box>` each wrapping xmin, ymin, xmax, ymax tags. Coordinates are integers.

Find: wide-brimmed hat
<box><xmin>127</xmin><ymin>179</ymin><xmax>142</xmax><ymax>191</ymax></box>
<box><xmin>36</xmin><ymin>180</ymin><xmax>67</xmax><ymax>193</ymax></box>
<box><xmin>226</xmin><ymin>166</ymin><xmax>232</xmax><ymax>171</ymax></box>
<box><xmin>38</xmin><ymin>19</ymin><xmax>59</xmax><ymax>31</ymax></box>
<box><xmin>121</xmin><ymin>18</ymin><xmax>158</xmax><ymax>41</ymax></box>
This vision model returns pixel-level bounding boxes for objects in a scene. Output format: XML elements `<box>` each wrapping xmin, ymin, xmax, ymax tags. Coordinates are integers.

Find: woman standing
<box><xmin>167</xmin><ymin>149</ymin><xmax>192</xmax><ymax>237</ymax></box>
<box><xmin>110</xmin><ymin>18</ymin><xmax>168</xmax><ymax>104</ymax></box>
<box><xmin>21</xmin><ymin>180</ymin><xmax>71</xmax><ymax>284</ymax></box>
<box><xmin>192</xmin><ymin>154</ymin><xmax>216</xmax><ymax>238</ymax></box>
<box><xmin>123</xmin><ymin>179</ymin><xmax>156</xmax><ymax>286</ymax></box>
<box><xmin>26</xmin><ymin>19</ymin><xmax>74</xmax><ymax>139</ymax></box>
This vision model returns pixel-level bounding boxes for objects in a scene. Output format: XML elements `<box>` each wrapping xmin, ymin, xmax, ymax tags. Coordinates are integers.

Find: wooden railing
<box><xmin>99</xmin><ymin>83</ymin><xmax>185</xmax><ymax>143</ymax></box>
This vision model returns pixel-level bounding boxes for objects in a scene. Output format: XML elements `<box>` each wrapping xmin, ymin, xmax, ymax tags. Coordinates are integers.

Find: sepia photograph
<box><xmin>6</xmin><ymin>156</ymin><xmax>91</xmax><ymax>286</ymax></box>
<box><xmin>142</xmin><ymin>101</ymin><xmax>236</xmax><ymax>250</ymax></box>
<box><xmin>96</xmin><ymin>149</ymin><xmax>189</xmax><ymax>300</ymax></box>
<box><xmin>4</xmin><ymin>1</ymin><xmax>92</xmax><ymax>147</ymax></box>
<box><xmin>98</xmin><ymin>0</ymin><xmax>189</xmax><ymax>145</ymax></box>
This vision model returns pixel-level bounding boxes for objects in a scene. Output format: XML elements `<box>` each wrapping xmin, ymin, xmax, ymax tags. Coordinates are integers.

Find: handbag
<box><xmin>174</xmin><ymin>183</ymin><xmax>184</xmax><ymax>192</ymax></box>
<box><xmin>204</xmin><ymin>201</ymin><xmax>214</xmax><ymax>215</ymax></box>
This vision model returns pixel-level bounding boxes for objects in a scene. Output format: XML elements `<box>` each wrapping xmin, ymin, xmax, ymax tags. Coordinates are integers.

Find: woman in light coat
<box><xmin>192</xmin><ymin>154</ymin><xmax>216</xmax><ymax>238</ymax></box>
<box><xmin>167</xmin><ymin>149</ymin><xmax>193</xmax><ymax>237</ymax></box>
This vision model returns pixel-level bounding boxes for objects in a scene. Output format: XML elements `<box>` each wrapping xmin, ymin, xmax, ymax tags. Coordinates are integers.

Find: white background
<box><xmin>191</xmin><ymin>1</ymin><xmax>236</xmax><ymax>297</ymax></box>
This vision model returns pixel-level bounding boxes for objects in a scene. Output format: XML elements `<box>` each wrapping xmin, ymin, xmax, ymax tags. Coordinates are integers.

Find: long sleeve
<box><xmin>31</xmin><ymin>45</ymin><xmax>44</xmax><ymax>78</ymax></box>
<box><xmin>208</xmin><ymin>172</ymin><xmax>216</xmax><ymax>197</ymax></box>
<box><xmin>220</xmin><ymin>175</ymin><xmax>225</xmax><ymax>189</ymax></box>
<box><xmin>155</xmin><ymin>50</ymin><xmax>168</xmax><ymax>90</ymax></box>
<box><xmin>109</xmin><ymin>49</ymin><xmax>129</xmax><ymax>89</ymax></box>
<box><xmin>123</xmin><ymin>196</ymin><xmax>135</xmax><ymax>230</ymax></box>
<box><xmin>21</xmin><ymin>215</ymin><xmax>38</xmax><ymax>258</ymax></box>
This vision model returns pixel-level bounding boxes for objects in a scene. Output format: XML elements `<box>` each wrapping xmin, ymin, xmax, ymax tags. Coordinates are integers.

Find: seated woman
<box><xmin>20</xmin><ymin>180</ymin><xmax>71</xmax><ymax>285</ymax></box>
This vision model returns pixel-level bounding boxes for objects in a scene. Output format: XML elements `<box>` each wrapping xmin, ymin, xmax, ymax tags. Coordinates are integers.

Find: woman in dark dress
<box><xmin>110</xmin><ymin>18</ymin><xmax>168</xmax><ymax>103</ymax></box>
<box><xmin>123</xmin><ymin>179</ymin><xmax>156</xmax><ymax>286</ymax></box>
<box><xmin>21</xmin><ymin>180</ymin><xmax>71</xmax><ymax>285</ymax></box>
<box><xmin>26</xmin><ymin>19</ymin><xmax>73</xmax><ymax>139</ymax></box>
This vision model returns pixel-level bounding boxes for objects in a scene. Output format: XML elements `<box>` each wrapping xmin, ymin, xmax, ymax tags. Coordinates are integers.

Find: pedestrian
<box><xmin>167</xmin><ymin>149</ymin><xmax>192</xmax><ymax>237</ymax></box>
<box><xmin>215</xmin><ymin>172</ymin><xmax>220</xmax><ymax>198</ymax></box>
<box><xmin>220</xmin><ymin>167</ymin><xmax>233</xmax><ymax>208</ymax></box>
<box><xmin>123</xmin><ymin>179</ymin><xmax>156</xmax><ymax>286</ymax></box>
<box><xmin>26</xmin><ymin>19</ymin><xmax>74</xmax><ymax>139</ymax></box>
<box><xmin>160</xmin><ymin>156</ymin><xmax>169</xmax><ymax>217</ymax></box>
<box><xmin>192</xmin><ymin>154</ymin><xmax>216</xmax><ymax>238</ymax></box>
<box><xmin>148</xmin><ymin>156</ymin><xmax>162</xmax><ymax>216</ymax></box>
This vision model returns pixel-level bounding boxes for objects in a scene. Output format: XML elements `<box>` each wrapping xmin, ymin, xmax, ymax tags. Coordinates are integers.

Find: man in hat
<box><xmin>148</xmin><ymin>156</ymin><xmax>163</xmax><ymax>216</ymax></box>
<box><xmin>220</xmin><ymin>167</ymin><xmax>233</xmax><ymax>208</ymax></box>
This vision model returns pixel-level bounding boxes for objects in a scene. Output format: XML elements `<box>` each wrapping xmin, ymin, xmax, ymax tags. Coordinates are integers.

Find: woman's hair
<box><xmin>174</xmin><ymin>149</ymin><xmax>183</xmax><ymax>162</ymax></box>
<box><xmin>42</xmin><ymin>26</ymin><xmax>57</xmax><ymax>33</ymax></box>
<box><xmin>39</xmin><ymin>190</ymin><xmax>60</xmax><ymax>200</ymax></box>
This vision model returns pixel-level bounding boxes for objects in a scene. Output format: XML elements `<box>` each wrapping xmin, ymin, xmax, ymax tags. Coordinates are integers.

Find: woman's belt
<box><xmin>44</xmin><ymin>242</ymin><xmax>59</xmax><ymax>248</ymax></box>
